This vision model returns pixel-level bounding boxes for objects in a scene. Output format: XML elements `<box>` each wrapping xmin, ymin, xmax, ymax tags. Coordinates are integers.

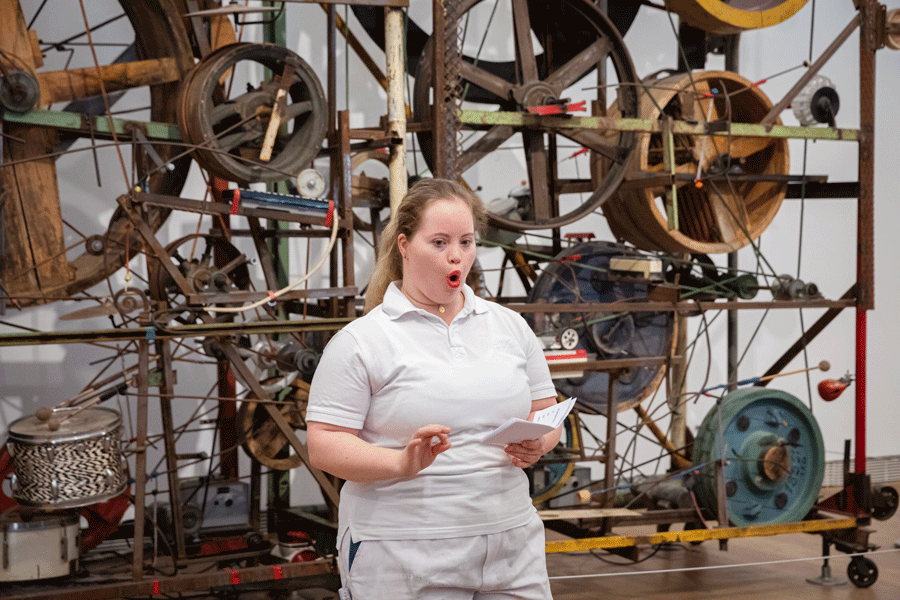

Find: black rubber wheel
<box><xmin>847</xmin><ymin>556</ymin><xmax>878</xmax><ymax>588</ymax></box>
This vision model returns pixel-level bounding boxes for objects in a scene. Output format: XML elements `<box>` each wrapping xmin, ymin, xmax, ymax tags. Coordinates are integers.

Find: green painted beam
<box><xmin>1</xmin><ymin>108</ymin><xmax>182</xmax><ymax>141</ymax></box>
<box><xmin>457</xmin><ymin>109</ymin><xmax>858</xmax><ymax>142</ymax></box>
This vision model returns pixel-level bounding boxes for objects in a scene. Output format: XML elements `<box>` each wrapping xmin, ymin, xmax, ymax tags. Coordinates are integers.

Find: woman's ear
<box><xmin>397</xmin><ymin>233</ymin><xmax>408</xmax><ymax>260</ymax></box>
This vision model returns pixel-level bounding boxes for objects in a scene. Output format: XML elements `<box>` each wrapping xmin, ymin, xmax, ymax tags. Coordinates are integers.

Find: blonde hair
<box><xmin>364</xmin><ymin>178</ymin><xmax>487</xmax><ymax>313</ymax></box>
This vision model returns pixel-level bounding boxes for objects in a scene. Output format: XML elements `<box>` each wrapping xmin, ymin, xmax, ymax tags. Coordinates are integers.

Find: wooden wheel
<box><xmin>0</xmin><ymin>0</ymin><xmax>195</xmax><ymax>306</ymax></box>
<box><xmin>603</xmin><ymin>71</ymin><xmax>789</xmax><ymax>255</ymax></box>
<box><xmin>237</xmin><ymin>379</ymin><xmax>310</xmax><ymax>471</ymax></box>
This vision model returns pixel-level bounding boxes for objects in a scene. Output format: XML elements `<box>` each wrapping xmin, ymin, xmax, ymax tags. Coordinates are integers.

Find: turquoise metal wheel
<box><xmin>692</xmin><ymin>387</ymin><xmax>825</xmax><ymax>527</ymax></box>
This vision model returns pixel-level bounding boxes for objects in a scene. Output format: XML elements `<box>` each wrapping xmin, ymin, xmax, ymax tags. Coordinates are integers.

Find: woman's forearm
<box><xmin>308</xmin><ymin>425</ymin><xmax>405</xmax><ymax>483</ymax></box>
<box><xmin>307</xmin><ymin>422</ymin><xmax>451</xmax><ymax>483</ymax></box>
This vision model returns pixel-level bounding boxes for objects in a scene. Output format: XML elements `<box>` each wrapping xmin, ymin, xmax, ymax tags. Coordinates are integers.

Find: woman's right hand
<box><xmin>398</xmin><ymin>424</ymin><xmax>451</xmax><ymax>477</ymax></box>
<box><xmin>308</xmin><ymin>421</ymin><xmax>451</xmax><ymax>482</ymax></box>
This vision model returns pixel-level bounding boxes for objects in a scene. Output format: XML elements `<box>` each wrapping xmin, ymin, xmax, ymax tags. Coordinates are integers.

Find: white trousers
<box><xmin>338</xmin><ymin>513</ymin><xmax>552</xmax><ymax>600</ymax></box>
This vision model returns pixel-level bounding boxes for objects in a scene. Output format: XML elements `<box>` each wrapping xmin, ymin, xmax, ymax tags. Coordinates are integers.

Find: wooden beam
<box><xmin>36</xmin><ymin>58</ymin><xmax>182</xmax><ymax>106</ymax></box>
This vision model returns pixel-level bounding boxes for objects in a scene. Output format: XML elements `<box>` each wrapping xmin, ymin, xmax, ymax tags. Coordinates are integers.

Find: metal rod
<box><xmin>760</xmin><ymin>13</ymin><xmax>860</xmax><ymax>127</ymax></box>
<box><xmin>132</xmin><ymin>333</ymin><xmax>150</xmax><ymax>580</ymax></box>
<box><xmin>386</xmin><ymin>6</ymin><xmax>407</xmax><ymax>209</ymax></box>
<box><xmin>854</xmin><ymin>0</ymin><xmax>879</xmax><ymax>476</ymax></box>
<box><xmin>432</xmin><ymin>0</ymin><xmax>447</xmax><ymax>178</ymax></box>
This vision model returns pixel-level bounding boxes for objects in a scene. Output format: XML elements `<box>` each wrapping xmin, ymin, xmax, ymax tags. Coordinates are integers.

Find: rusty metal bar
<box><xmin>3</xmin><ymin>559</ymin><xmax>337</xmax><ymax>600</ymax></box>
<box><xmin>760</xmin><ymin>13</ymin><xmax>860</xmax><ymax>127</ymax></box>
<box><xmin>432</xmin><ymin>0</ymin><xmax>447</xmax><ymax>178</ymax></box>
<box><xmin>0</xmin><ymin>316</ymin><xmax>354</xmax><ymax>347</ymax></box>
<box><xmin>756</xmin><ymin>285</ymin><xmax>857</xmax><ymax>385</ymax></box>
<box><xmin>634</xmin><ymin>404</ymin><xmax>691</xmax><ymax>469</ymax></box>
<box><xmin>133</xmin><ymin>333</ymin><xmax>150</xmax><ymax>579</ymax></box>
<box><xmin>857</xmin><ymin>2</ymin><xmax>877</xmax><ymax>310</ymax></box>
<box><xmin>218</xmin><ymin>339</ymin><xmax>342</xmax><ymax>507</ymax></box>
<box><xmin>156</xmin><ymin>339</ymin><xmax>187</xmax><ymax>559</ymax></box>
<box><xmin>338</xmin><ymin>110</ymin><xmax>357</xmax><ymax>317</ymax></box>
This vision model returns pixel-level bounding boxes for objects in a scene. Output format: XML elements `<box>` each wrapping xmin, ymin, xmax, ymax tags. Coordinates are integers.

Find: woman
<box><xmin>307</xmin><ymin>178</ymin><xmax>560</xmax><ymax>599</ymax></box>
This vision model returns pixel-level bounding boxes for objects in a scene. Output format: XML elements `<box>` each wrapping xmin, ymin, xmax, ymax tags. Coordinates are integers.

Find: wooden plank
<box><xmin>0</xmin><ymin>1</ymin><xmax>38</xmax><ymax>70</ymax></box>
<box><xmin>1</xmin><ymin>123</ymin><xmax>71</xmax><ymax>300</ymax></box>
<box><xmin>0</xmin><ymin>3</ymin><xmax>69</xmax><ymax>301</ymax></box>
<box><xmin>36</xmin><ymin>58</ymin><xmax>181</xmax><ymax>106</ymax></box>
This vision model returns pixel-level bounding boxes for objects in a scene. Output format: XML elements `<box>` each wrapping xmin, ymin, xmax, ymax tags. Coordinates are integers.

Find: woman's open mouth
<box><xmin>447</xmin><ymin>270</ymin><xmax>461</xmax><ymax>288</ymax></box>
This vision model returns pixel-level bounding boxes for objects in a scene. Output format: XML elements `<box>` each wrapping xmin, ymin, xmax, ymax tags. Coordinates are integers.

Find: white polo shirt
<box><xmin>307</xmin><ymin>282</ymin><xmax>556</xmax><ymax>541</ymax></box>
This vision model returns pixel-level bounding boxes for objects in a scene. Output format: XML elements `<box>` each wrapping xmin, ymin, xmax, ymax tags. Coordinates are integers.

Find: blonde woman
<box><xmin>307</xmin><ymin>178</ymin><xmax>559</xmax><ymax>599</ymax></box>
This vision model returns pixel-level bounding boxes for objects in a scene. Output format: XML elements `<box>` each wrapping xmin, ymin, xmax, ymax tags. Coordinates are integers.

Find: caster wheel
<box><xmin>847</xmin><ymin>556</ymin><xmax>878</xmax><ymax>588</ymax></box>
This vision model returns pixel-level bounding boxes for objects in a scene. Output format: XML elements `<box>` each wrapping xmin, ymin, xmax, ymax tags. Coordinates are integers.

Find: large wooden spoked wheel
<box><xmin>412</xmin><ymin>0</ymin><xmax>640</xmax><ymax>232</ymax></box>
<box><xmin>603</xmin><ymin>71</ymin><xmax>789</xmax><ymax>255</ymax></box>
<box><xmin>0</xmin><ymin>0</ymin><xmax>196</xmax><ymax>307</ymax></box>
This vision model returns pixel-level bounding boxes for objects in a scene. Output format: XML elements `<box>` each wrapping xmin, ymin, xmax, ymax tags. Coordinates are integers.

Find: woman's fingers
<box><xmin>504</xmin><ymin>438</ymin><xmax>545</xmax><ymax>468</ymax></box>
<box><xmin>400</xmin><ymin>425</ymin><xmax>452</xmax><ymax>476</ymax></box>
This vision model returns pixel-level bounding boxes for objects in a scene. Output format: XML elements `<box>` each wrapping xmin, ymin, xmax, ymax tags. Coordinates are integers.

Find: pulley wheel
<box><xmin>692</xmin><ymin>387</ymin><xmax>825</xmax><ymax>527</ymax></box>
<box><xmin>178</xmin><ymin>42</ymin><xmax>327</xmax><ymax>184</ymax></box>
<box><xmin>666</xmin><ymin>0</ymin><xmax>810</xmax><ymax>34</ymax></box>
<box><xmin>412</xmin><ymin>0</ymin><xmax>640</xmax><ymax>231</ymax></box>
<box><xmin>237</xmin><ymin>379</ymin><xmax>310</xmax><ymax>471</ymax></box>
<box><xmin>350</xmin><ymin>149</ymin><xmax>391</xmax><ymax>233</ymax></box>
<box><xmin>526</xmin><ymin>241</ymin><xmax>675</xmax><ymax>413</ymax></box>
<box><xmin>148</xmin><ymin>233</ymin><xmax>252</xmax><ymax>323</ymax></box>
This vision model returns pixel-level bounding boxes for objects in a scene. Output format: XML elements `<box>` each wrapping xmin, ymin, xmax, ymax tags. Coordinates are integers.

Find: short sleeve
<box><xmin>306</xmin><ymin>329</ymin><xmax>371</xmax><ymax>430</ymax></box>
<box><xmin>513</xmin><ymin>313</ymin><xmax>557</xmax><ymax>401</ymax></box>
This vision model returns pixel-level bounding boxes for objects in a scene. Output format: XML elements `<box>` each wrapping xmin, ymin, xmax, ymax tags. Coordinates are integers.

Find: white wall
<box><xmin>1</xmin><ymin>1</ymin><xmax>897</xmax><ymax>511</ymax></box>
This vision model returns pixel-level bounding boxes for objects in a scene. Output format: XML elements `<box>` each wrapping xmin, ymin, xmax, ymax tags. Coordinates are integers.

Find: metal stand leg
<box><xmin>806</xmin><ymin>536</ymin><xmax>847</xmax><ymax>586</ymax></box>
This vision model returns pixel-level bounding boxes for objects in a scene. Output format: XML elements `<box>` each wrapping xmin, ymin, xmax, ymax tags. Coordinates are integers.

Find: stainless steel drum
<box><xmin>0</xmin><ymin>512</ymin><xmax>79</xmax><ymax>581</ymax></box>
<box><xmin>7</xmin><ymin>407</ymin><xmax>127</xmax><ymax>509</ymax></box>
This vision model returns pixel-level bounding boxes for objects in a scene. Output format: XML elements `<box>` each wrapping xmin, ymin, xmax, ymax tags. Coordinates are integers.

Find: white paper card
<box><xmin>482</xmin><ymin>397</ymin><xmax>576</xmax><ymax>445</ymax></box>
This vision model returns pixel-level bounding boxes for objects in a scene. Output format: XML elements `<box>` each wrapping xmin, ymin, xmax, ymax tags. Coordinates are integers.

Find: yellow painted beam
<box><xmin>546</xmin><ymin>517</ymin><xmax>858</xmax><ymax>553</ymax></box>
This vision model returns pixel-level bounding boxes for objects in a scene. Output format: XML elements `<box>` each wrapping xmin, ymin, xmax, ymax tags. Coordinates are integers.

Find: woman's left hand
<box><xmin>504</xmin><ymin>438</ymin><xmax>545</xmax><ymax>468</ymax></box>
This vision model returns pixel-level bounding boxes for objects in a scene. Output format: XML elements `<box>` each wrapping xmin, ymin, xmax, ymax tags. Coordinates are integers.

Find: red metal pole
<box><xmin>855</xmin><ymin>0</ymin><xmax>877</xmax><ymax>475</ymax></box>
<box><xmin>855</xmin><ymin>307</ymin><xmax>866</xmax><ymax>474</ymax></box>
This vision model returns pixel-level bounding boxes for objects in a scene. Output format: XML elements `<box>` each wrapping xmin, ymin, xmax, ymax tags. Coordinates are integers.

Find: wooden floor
<box><xmin>545</xmin><ymin>504</ymin><xmax>900</xmax><ymax>600</ymax></box>
<box><xmin>15</xmin><ymin>489</ymin><xmax>897</xmax><ymax>600</ymax></box>
<box><xmin>286</xmin><ymin>496</ymin><xmax>900</xmax><ymax>600</ymax></box>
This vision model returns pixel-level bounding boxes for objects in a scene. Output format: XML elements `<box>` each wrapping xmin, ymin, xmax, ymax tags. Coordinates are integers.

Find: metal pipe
<box><xmin>386</xmin><ymin>7</ymin><xmax>407</xmax><ymax>210</ymax></box>
<box><xmin>855</xmin><ymin>0</ymin><xmax>878</xmax><ymax>475</ymax></box>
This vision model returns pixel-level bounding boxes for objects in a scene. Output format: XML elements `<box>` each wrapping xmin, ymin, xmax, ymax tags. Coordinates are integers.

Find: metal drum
<box><xmin>0</xmin><ymin>512</ymin><xmax>79</xmax><ymax>581</ymax></box>
<box><xmin>7</xmin><ymin>407</ymin><xmax>127</xmax><ymax>509</ymax></box>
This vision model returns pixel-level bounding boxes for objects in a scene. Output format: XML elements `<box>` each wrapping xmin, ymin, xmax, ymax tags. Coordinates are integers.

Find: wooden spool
<box><xmin>602</xmin><ymin>70</ymin><xmax>789</xmax><ymax>255</ymax></box>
